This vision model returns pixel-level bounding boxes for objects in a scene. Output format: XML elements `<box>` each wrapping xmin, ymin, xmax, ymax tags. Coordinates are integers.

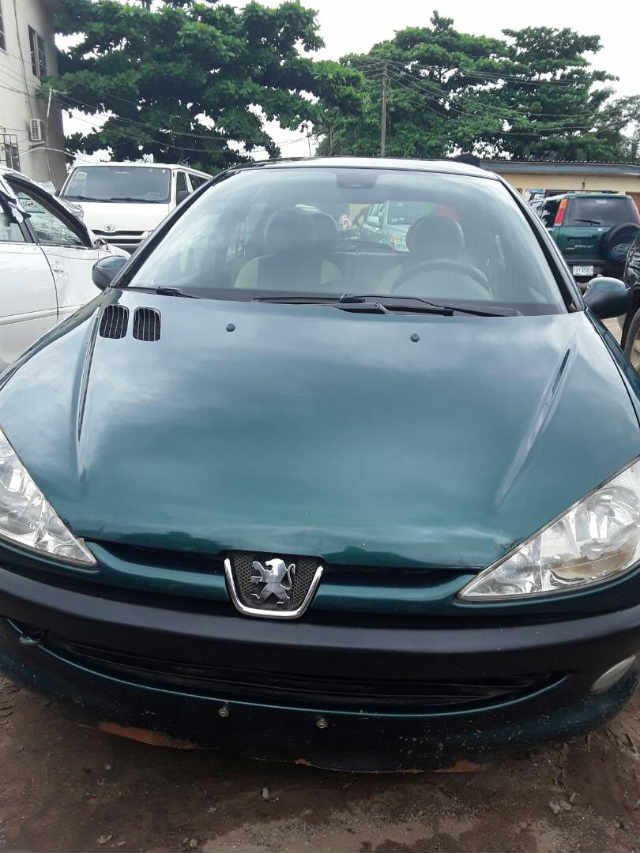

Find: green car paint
<box><xmin>1</xmin><ymin>287</ymin><xmax>640</xmax><ymax>619</ymax></box>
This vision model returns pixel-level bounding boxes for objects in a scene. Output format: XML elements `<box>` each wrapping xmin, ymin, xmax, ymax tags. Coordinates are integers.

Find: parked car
<box><xmin>619</xmin><ymin>233</ymin><xmax>640</xmax><ymax>365</ymax></box>
<box><xmin>58</xmin><ymin>162</ymin><xmax>211</xmax><ymax>254</ymax></box>
<box><xmin>0</xmin><ymin>167</ymin><xmax>127</xmax><ymax>372</ymax></box>
<box><xmin>1</xmin><ymin>158</ymin><xmax>640</xmax><ymax>771</ymax></box>
<box><xmin>538</xmin><ymin>191</ymin><xmax>640</xmax><ymax>287</ymax></box>
<box><xmin>357</xmin><ymin>199</ymin><xmax>434</xmax><ymax>250</ymax></box>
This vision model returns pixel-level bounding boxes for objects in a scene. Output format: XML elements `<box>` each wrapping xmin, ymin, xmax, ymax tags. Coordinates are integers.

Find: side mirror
<box><xmin>92</xmin><ymin>255</ymin><xmax>128</xmax><ymax>290</ymax></box>
<box><xmin>583</xmin><ymin>276</ymin><xmax>631</xmax><ymax>320</ymax></box>
<box><xmin>176</xmin><ymin>188</ymin><xmax>190</xmax><ymax>205</ymax></box>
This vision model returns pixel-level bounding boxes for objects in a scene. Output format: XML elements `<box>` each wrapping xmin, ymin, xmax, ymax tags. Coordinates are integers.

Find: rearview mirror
<box><xmin>92</xmin><ymin>255</ymin><xmax>128</xmax><ymax>290</ymax></box>
<box><xmin>583</xmin><ymin>276</ymin><xmax>631</xmax><ymax>320</ymax></box>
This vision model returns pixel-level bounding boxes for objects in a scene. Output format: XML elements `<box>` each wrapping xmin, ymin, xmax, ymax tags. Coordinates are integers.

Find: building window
<box><xmin>0</xmin><ymin>2</ymin><xmax>5</xmax><ymax>52</ymax></box>
<box><xmin>0</xmin><ymin>133</ymin><xmax>21</xmax><ymax>171</ymax></box>
<box><xmin>28</xmin><ymin>26</ymin><xmax>47</xmax><ymax>79</ymax></box>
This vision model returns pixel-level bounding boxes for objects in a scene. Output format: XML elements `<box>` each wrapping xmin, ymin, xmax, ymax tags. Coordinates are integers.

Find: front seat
<box><xmin>234</xmin><ymin>209</ymin><xmax>341</xmax><ymax>291</ymax></box>
<box><xmin>389</xmin><ymin>215</ymin><xmax>489</xmax><ymax>300</ymax></box>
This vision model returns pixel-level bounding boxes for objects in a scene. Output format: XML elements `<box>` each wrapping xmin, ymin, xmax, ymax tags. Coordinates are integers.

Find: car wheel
<box><xmin>602</xmin><ymin>223</ymin><xmax>640</xmax><ymax>266</ymax></box>
<box><xmin>623</xmin><ymin>305</ymin><xmax>640</xmax><ymax>372</ymax></box>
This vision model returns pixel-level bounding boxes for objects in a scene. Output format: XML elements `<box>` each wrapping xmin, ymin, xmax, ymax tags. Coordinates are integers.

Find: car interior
<box><xmin>130</xmin><ymin>169</ymin><xmax>564</xmax><ymax>312</ymax></box>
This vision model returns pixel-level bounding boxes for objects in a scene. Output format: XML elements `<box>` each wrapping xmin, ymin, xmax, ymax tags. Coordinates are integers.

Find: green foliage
<box><xmin>54</xmin><ymin>0</ymin><xmax>362</xmax><ymax>171</ymax></box>
<box><xmin>316</xmin><ymin>14</ymin><xmax>639</xmax><ymax>163</ymax></box>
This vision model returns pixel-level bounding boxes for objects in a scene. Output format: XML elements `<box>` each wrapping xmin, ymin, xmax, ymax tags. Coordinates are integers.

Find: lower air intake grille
<box><xmin>99</xmin><ymin>305</ymin><xmax>128</xmax><ymax>339</ymax></box>
<box><xmin>133</xmin><ymin>307</ymin><xmax>161</xmax><ymax>341</ymax></box>
<box><xmin>42</xmin><ymin>633</ymin><xmax>557</xmax><ymax>713</ymax></box>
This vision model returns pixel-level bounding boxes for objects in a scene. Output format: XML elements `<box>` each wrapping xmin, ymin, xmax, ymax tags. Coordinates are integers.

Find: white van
<box><xmin>59</xmin><ymin>162</ymin><xmax>211</xmax><ymax>253</ymax></box>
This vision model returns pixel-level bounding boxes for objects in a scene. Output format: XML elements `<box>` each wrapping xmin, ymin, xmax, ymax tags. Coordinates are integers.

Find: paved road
<box><xmin>0</xmin><ymin>674</ymin><xmax>638</xmax><ymax>852</ymax></box>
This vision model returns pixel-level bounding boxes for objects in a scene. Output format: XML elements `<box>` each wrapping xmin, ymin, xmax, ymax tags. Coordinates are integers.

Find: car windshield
<box><xmin>62</xmin><ymin>166</ymin><xmax>171</xmax><ymax>203</ymax></box>
<box><xmin>566</xmin><ymin>196</ymin><xmax>638</xmax><ymax>228</ymax></box>
<box><xmin>127</xmin><ymin>166</ymin><xmax>565</xmax><ymax>315</ymax></box>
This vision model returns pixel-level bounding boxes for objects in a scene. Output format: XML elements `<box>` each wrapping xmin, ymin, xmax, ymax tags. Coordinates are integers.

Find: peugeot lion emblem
<box><xmin>250</xmin><ymin>558</ymin><xmax>295</xmax><ymax>604</ymax></box>
<box><xmin>224</xmin><ymin>552</ymin><xmax>324</xmax><ymax>620</ymax></box>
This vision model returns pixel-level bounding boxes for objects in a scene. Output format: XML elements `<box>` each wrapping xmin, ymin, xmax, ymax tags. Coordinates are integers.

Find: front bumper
<box><xmin>0</xmin><ymin>565</ymin><xmax>638</xmax><ymax>770</ymax></box>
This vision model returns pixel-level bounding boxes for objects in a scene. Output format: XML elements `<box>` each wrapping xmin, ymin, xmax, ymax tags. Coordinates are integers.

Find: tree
<box><xmin>53</xmin><ymin>0</ymin><xmax>362</xmax><ymax>171</ymax></box>
<box><xmin>316</xmin><ymin>14</ymin><xmax>639</xmax><ymax>163</ymax></box>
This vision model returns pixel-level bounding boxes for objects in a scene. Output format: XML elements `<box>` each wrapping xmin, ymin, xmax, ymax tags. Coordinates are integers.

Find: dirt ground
<box><xmin>0</xmin><ymin>673</ymin><xmax>638</xmax><ymax>853</ymax></box>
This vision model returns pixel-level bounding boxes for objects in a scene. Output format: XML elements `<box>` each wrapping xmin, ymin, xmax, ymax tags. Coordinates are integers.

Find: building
<box><xmin>484</xmin><ymin>160</ymin><xmax>640</xmax><ymax>209</ymax></box>
<box><xmin>0</xmin><ymin>0</ymin><xmax>66</xmax><ymax>187</ymax></box>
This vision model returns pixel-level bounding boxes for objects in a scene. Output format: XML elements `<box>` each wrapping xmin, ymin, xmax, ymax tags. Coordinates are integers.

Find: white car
<box><xmin>0</xmin><ymin>167</ymin><xmax>128</xmax><ymax>372</ymax></box>
<box><xmin>58</xmin><ymin>162</ymin><xmax>211</xmax><ymax>253</ymax></box>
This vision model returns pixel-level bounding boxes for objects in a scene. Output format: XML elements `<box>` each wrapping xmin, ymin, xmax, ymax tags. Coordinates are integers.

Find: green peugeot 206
<box><xmin>1</xmin><ymin>158</ymin><xmax>640</xmax><ymax>771</ymax></box>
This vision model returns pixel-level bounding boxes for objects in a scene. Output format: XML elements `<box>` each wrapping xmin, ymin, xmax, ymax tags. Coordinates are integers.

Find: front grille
<box><xmin>43</xmin><ymin>634</ymin><xmax>555</xmax><ymax>712</ymax></box>
<box><xmin>133</xmin><ymin>307</ymin><xmax>161</xmax><ymax>342</ymax></box>
<box><xmin>94</xmin><ymin>230</ymin><xmax>144</xmax><ymax>240</ymax></box>
<box><xmin>93</xmin><ymin>231</ymin><xmax>144</xmax><ymax>253</ymax></box>
<box><xmin>99</xmin><ymin>305</ymin><xmax>129</xmax><ymax>339</ymax></box>
<box><xmin>230</xmin><ymin>551</ymin><xmax>320</xmax><ymax>614</ymax></box>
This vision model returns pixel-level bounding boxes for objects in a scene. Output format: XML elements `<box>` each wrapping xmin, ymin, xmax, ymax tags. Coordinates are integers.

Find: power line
<box><xmin>356</xmin><ymin>55</ymin><xmax>614</xmax><ymax>119</ymax></box>
<box><xmin>381</xmin><ymin>67</ymin><xmax>602</xmax><ymax>132</ymax></box>
<box><xmin>370</xmin><ymin>55</ymin><xmax>604</xmax><ymax>88</ymax></box>
<box><xmin>378</xmin><ymin>70</ymin><xmax>600</xmax><ymax>137</ymax></box>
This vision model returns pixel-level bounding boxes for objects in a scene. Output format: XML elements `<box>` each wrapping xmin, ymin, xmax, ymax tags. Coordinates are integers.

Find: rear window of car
<box><xmin>565</xmin><ymin>196</ymin><xmax>638</xmax><ymax>228</ymax></box>
<box><xmin>127</xmin><ymin>166</ymin><xmax>565</xmax><ymax>316</ymax></box>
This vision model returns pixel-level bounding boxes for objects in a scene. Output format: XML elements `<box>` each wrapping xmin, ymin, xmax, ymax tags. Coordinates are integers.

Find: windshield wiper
<box><xmin>251</xmin><ymin>295</ymin><xmax>390</xmax><ymax>314</ymax></box>
<box><xmin>253</xmin><ymin>294</ymin><xmax>514</xmax><ymax>317</ymax></box>
<box><xmin>572</xmin><ymin>218</ymin><xmax>602</xmax><ymax>226</ymax></box>
<box><xmin>339</xmin><ymin>294</ymin><xmax>516</xmax><ymax>317</ymax></box>
<box><xmin>130</xmin><ymin>286</ymin><xmax>198</xmax><ymax>299</ymax></box>
<box><xmin>108</xmin><ymin>196</ymin><xmax>154</xmax><ymax>203</ymax></box>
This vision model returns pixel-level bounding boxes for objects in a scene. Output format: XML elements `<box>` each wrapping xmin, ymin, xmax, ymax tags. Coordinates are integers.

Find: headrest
<box><xmin>264</xmin><ymin>208</ymin><xmax>314</xmax><ymax>254</ymax></box>
<box><xmin>309</xmin><ymin>212</ymin><xmax>338</xmax><ymax>247</ymax></box>
<box><xmin>406</xmin><ymin>215</ymin><xmax>465</xmax><ymax>260</ymax></box>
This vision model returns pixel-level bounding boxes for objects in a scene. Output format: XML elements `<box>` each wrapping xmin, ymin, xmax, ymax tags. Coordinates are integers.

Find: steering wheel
<box><xmin>391</xmin><ymin>259</ymin><xmax>491</xmax><ymax>297</ymax></box>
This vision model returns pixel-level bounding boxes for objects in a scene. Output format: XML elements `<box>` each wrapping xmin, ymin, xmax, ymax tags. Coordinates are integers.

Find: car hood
<box><xmin>1</xmin><ymin>293</ymin><xmax>639</xmax><ymax>569</ymax></box>
<box><xmin>68</xmin><ymin>201</ymin><xmax>170</xmax><ymax>233</ymax></box>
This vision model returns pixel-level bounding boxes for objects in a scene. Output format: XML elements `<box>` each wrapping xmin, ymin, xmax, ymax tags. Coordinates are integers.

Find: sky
<box><xmin>64</xmin><ymin>0</ymin><xmax>639</xmax><ymax>161</ymax></box>
<box><xmin>306</xmin><ymin>0</ymin><xmax>637</xmax><ymax>97</ymax></box>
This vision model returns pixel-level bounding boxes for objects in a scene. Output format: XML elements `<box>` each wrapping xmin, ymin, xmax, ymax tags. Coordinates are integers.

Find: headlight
<box><xmin>0</xmin><ymin>429</ymin><xmax>95</xmax><ymax>566</ymax></box>
<box><xmin>459</xmin><ymin>457</ymin><xmax>640</xmax><ymax>600</ymax></box>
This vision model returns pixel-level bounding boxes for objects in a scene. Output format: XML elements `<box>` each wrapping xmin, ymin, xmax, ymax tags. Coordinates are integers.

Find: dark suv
<box><xmin>538</xmin><ymin>192</ymin><xmax>640</xmax><ymax>286</ymax></box>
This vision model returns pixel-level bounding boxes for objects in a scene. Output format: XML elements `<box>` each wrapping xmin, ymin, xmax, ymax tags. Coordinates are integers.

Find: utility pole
<box><xmin>380</xmin><ymin>61</ymin><xmax>388</xmax><ymax>157</ymax></box>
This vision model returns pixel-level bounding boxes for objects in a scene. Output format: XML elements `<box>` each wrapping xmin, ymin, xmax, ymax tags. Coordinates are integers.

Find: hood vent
<box><xmin>99</xmin><ymin>305</ymin><xmax>129</xmax><ymax>339</ymax></box>
<box><xmin>133</xmin><ymin>307</ymin><xmax>161</xmax><ymax>342</ymax></box>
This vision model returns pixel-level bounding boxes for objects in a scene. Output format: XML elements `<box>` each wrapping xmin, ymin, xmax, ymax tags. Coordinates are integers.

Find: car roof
<box><xmin>69</xmin><ymin>162</ymin><xmax>210</xmax><ymax>173</ymax></box>
<box><xmin>228</xmin><ymin>156</ymin><xmax>500</xmax><ymax>181</ymax></box>
<box><xmin>542</xmin><ymin>191</ymin><xmax>628</xmax><ymax>201</ymax></box>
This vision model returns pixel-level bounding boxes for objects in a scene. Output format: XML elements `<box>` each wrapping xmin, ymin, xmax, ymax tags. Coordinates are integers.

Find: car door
<box><xmin>0</xmin><ymin>192</ymin><xmax>58</xmax><ymax>371</ymax></box>
<box><xmin>5</xmin><ymin>177</ymin><xmax>101</xmax><ymax>323</ymax></box>
<box><xmin>187</xmin><ymin>173</ymin><xmax>208</xmax><ymax>192</ymax></box>
<box><xmin>539</xmin><ymin>198</ymin><xmax>560</xmax><ymax>230</ymax></box>
<box><xmin>175</xmin><ymin>170</ymin><xmax>191</xmax><ymax>206</ymax></box>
